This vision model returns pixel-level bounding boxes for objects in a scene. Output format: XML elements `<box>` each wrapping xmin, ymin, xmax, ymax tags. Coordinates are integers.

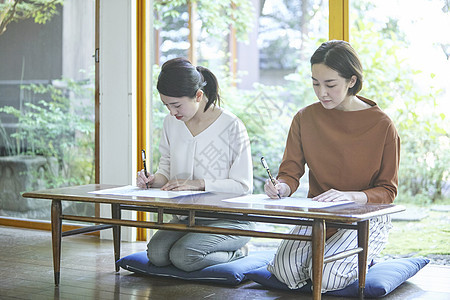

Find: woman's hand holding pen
<box><xmin>264</xmin><ymin>179</ymin><xmax>291</xmax><ymax>199</ymax></box>
<box><xmin>137</xmin><ymin>169</ymin><xmax>155</xmax><ymax>189</ymax></box>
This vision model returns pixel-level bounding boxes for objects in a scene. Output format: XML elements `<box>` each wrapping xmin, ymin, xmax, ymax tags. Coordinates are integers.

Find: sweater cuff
<box><xmin>363</xmin><ymin>188</ymin><xmax>395</xmax><ymax>204</ymax></box>
<box><xmin>277</xmin><ymin>176</ymin><xmax>299</xmax><ymax>197</ymax></box>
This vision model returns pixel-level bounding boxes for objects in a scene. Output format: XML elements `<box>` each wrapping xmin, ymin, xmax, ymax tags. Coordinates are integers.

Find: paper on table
<box><xmin>88</xmin><ymin>185</ymin><xmax>208</xmax><ymax>199</ymax></box>
<box><xmin>223</xmin><ymin>194</ymin><xmax>353</xmax><ymax>208</ymax></box>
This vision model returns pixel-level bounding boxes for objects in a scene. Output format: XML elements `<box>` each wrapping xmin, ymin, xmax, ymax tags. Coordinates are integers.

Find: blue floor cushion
<box><xmin>117</xmin><ymin>250</ymin><xmax>275</xmax><ymax>285</ymax></box>
<box><xmin>244</xmin><ymin>257</ymin><xmax>430</xmax><ymax>298</ymax></box>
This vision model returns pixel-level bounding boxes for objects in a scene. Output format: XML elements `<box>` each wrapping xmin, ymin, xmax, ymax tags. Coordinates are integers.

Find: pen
<box><xmin>141</xmin><ymin>149</ymin><xmax>149</xmax><ymax>189</ymax></box>
<box><xmin>261</xmin><ymin>156</ymin><xmax>281</xmax><ymax>199</ymax></box>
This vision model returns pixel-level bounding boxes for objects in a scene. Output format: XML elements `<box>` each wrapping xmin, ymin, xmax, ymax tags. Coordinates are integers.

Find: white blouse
<box><xmin>156</xmin><ymin>109</ymin><xmax>253</xmax><ymax>195</ymax></box>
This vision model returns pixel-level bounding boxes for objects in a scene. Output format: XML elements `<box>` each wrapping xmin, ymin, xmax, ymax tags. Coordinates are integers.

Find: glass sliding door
<box><xmin>0</xmin><ymin>0</ymin><xmax>97</xmax><ymax>222</ymax></box>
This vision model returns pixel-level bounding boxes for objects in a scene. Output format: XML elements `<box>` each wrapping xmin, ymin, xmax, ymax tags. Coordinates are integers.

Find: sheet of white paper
<box><xmin>88</xmin><ymin>185</ymin><xmax>208</xmax><ymax>199</ymax></box>
<box><xmin>223</xmin><ymin>194</ymin><xmax>353</xmax><ymax>208</ymax></box>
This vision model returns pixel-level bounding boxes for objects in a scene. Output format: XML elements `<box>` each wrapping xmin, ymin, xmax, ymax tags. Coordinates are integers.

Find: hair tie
<box><xmin>196</xmin><ymin>66</ymin><xmax>207</xmax><ymax>87</ymax></box>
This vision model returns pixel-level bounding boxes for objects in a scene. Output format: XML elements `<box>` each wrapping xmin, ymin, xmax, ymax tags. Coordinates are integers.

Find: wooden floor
<box><xmin>1</xmin><ymin>225</ymin><xmax>449</xmax><ymax>300</ymax></box>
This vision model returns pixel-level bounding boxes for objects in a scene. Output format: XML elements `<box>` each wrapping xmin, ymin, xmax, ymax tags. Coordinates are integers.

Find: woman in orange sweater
<box><xmin>264</xmin><ymin>40</ymin><xmax>400</xmax><ymax>292</ymax></box>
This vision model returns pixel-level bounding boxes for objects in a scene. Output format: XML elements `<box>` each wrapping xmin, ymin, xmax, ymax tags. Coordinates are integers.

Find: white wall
<box><xmin>99</xmin><ymin>0</ymin><xmax>136</xmax><ymax>241</ymax></box>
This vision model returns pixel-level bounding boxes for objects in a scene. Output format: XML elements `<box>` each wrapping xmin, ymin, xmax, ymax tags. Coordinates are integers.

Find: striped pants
<box><xmin>267</xmin><ymin>215</ymin><xmax>392</xmax><ymax>292</ymax></box>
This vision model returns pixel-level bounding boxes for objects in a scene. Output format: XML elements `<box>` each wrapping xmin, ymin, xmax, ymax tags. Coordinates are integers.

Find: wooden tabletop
<box><xmin>22</xmin><ymin>184</ymin><xmax>405</xmax><ymax>222</ymax></box>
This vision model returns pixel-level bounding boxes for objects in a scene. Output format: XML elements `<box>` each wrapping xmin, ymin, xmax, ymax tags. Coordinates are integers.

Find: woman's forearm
<box><xmin>150</xmin><ymin>173</ymin><xmax>169</xmax><ymax>188</ymax></box>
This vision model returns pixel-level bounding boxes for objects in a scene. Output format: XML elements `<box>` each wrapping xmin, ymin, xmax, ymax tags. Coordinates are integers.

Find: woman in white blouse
<box><xmin>136</xmin><ymin>57</ymin><xmax>254</xmax><ymax>272</ymax></box>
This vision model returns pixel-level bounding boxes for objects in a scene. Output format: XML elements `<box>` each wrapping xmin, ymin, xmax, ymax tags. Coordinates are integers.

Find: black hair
<box><xmin>157</xmin><ymin>57</ymin><xmax>221</xmax><ymax>111</ymax></box>
<box><xmin>310</xmin><ymin>40</ymin><xmax>363</xmax><ymax>95</ymax></box>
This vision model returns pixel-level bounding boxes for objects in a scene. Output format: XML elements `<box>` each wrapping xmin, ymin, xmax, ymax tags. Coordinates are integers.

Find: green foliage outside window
<box><xmin>0</xmin><ymin>78</ymin><xmax>95</xmax><ymax>188</ymax></box>
<box><xmin>0</xmin><ymin>0</ymin><xmax>63</xmax><ymax>36</ymax></box>
<box><xmin>154</xmin><ymin>0</ymin><xmax>254</xmax><ymax>41</ymax></box>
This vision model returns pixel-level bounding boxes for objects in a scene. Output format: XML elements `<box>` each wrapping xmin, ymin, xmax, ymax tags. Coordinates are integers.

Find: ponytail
<box><xmin>196</xmin><ymin>66</ymin><xmax>221</xmax><ymax>111</ymax></box>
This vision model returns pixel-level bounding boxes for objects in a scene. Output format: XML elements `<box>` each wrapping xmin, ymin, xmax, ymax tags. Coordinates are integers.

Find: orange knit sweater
<box><xmin>277</xmin><ymin>96</ymin><xmax>400</xmax><ymax>204</ymax></box>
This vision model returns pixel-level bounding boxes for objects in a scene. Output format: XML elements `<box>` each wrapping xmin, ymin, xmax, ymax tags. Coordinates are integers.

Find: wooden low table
<box><xmin>23</xmin><ymin>184</ymin><xmax>404</xmax><ymax>300</ymax></box>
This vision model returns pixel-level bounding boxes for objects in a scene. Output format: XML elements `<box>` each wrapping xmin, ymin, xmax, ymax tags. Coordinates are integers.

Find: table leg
<box><xmin>112</xmin><ymin>203</ymin><xmax>121</xmax><ymax>272</ymax></box>
<box><xmin>311</xmin><ymin>219</ymin><xmax>325</xmax><ymax>300</ymax></box>
<box><xmin>357</xmin><ymin>220</ymin><xmax>369</xmax><ymax>300</ymax></box>
<box><xmin>51</xmin><ymin>200</ymin><xmax>62</xmax><ymax>286</ymax></box>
